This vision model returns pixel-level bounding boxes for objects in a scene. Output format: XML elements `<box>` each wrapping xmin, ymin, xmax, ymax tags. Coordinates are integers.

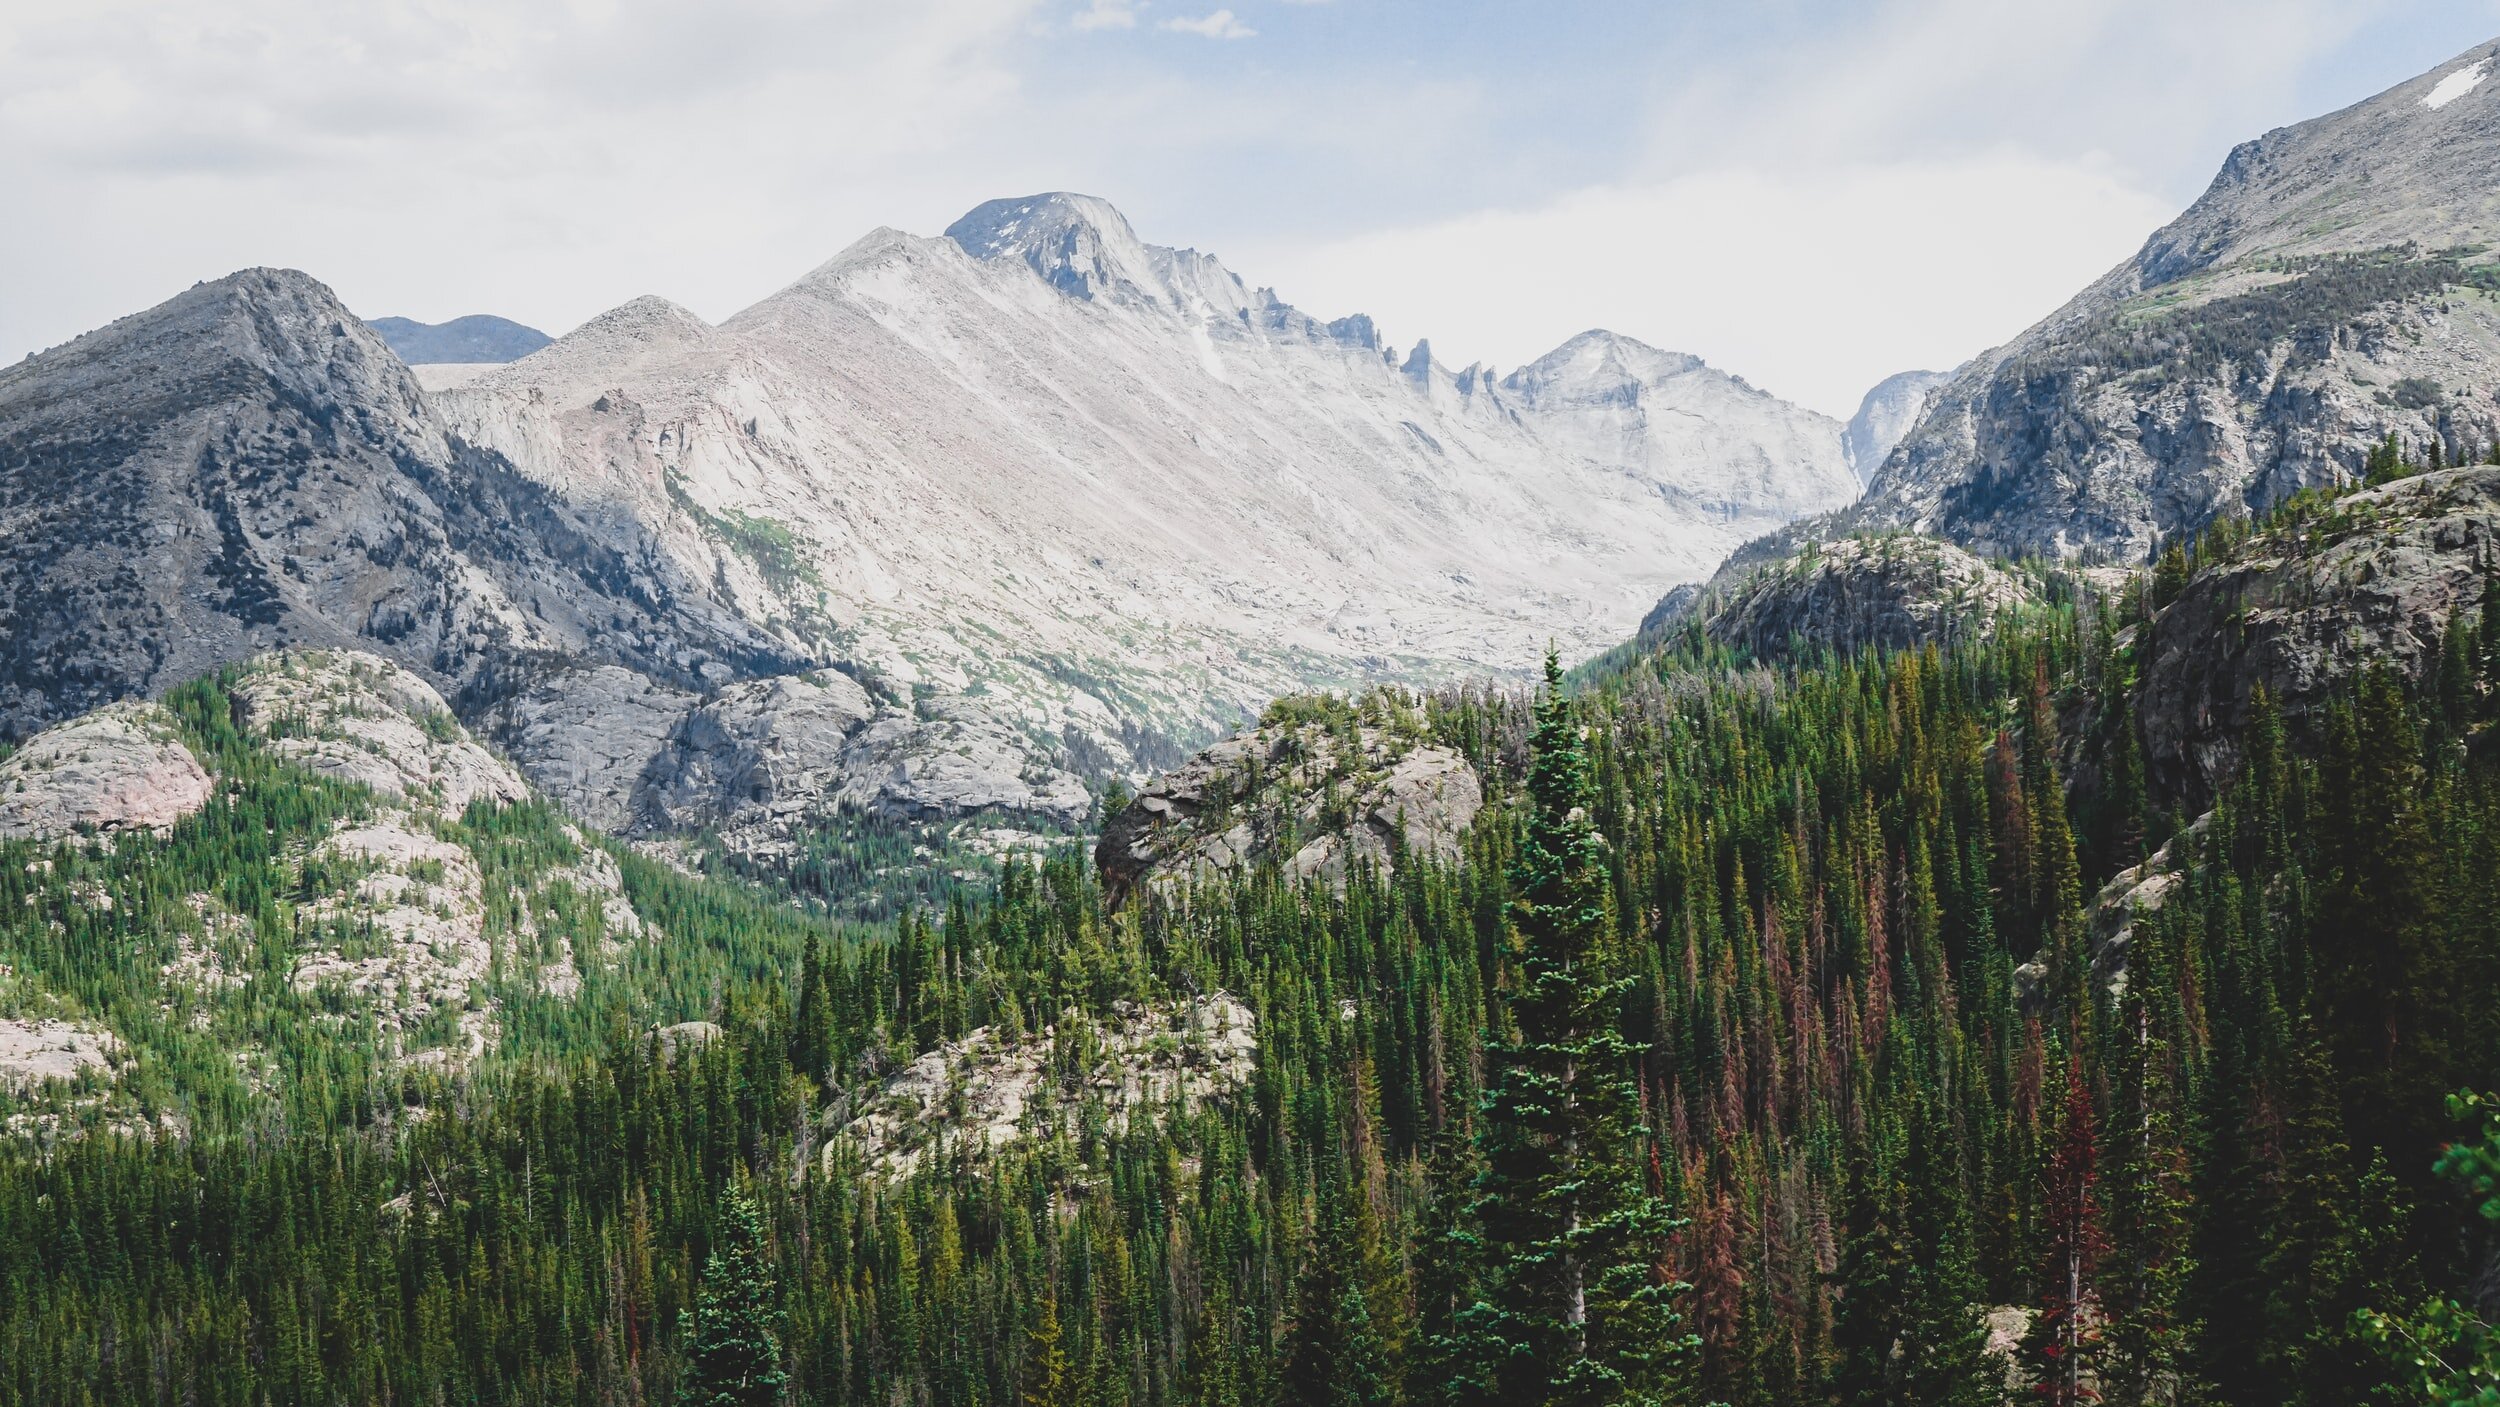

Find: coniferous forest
<box><xmin>6</xmin><ymin>554</ymin><xmax>2500</xmax><ymax>1407</ymax></box>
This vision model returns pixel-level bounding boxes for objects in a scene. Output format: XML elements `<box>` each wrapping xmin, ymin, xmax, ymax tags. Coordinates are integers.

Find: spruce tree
<box><xmin>1455</xmin><ymin>653</ymin><xmax>1695</xmax><ymax>1407</ymax></box>
<box><xmin>679</xmin><ymin>1183</ymin><xmax>788</xmax><ymax>1407</ymax></box>
<box><xmin>1281</xmin><ymin>1194</ymin><xmax>1393</xmax><ymax>1407</ymax></box>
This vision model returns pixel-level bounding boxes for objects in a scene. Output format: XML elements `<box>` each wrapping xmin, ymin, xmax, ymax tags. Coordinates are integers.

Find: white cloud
<box><xmin>1252</xmin><ymin>154</ymin><xmax>2178</xmax><ymax>417</ymax></box>
<box><xmin>1070</xmin><ymin>0</ymin><xmax>1138</xmax><ymax>31</ymax></box>
<box><xmin>1161</xmin><ymin>9</ymin><xmax>1255</xmax><ymax>39</ymax></box>
<box><xmin>0</xmin><ymin>0</ymin><xmax>1046</xmax><ymax>360</ymax></box>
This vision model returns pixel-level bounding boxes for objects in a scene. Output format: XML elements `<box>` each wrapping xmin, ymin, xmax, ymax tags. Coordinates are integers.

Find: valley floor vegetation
<box><xmin>6</xmin><ymin>558</ymin><xmax>2500</xmax><ymax>1407</ymax></box>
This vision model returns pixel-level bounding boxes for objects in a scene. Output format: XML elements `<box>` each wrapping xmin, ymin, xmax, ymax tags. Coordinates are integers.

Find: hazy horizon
<box><xmin>4</xmin><ymin>0</ymin><xmax>2494</xmax><ymax>415</ymax></box>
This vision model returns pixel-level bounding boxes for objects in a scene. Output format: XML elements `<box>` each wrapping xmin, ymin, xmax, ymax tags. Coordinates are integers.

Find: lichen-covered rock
<box><xmin>2137</xmin><ymin>469</ymin><xmax>2500</xmax><ymax>802</ymax></box>
<box><xmin>1097</xmin><ymin>700</ymin><xmax>1481</xmax><ymax>910</ymax></box>
<box><xmin>0</xmin><ymin>701</ymin><xmax>211</xmax><ymax>842</ymax></box>
<box><xmin>1655</xmin><ymin>534</ymin><xmax>2040</xmax><ymax>661</ymax></box>
<box><xmin>826</xmin><ymin>993</ymin><xmax>1255</xmax><ymax>1177</ymax></box>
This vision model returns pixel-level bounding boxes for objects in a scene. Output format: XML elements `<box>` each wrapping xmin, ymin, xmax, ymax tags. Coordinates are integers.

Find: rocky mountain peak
<box><xmin>3</xmin><ymin>266</ymin><xmax>432</xmax><ymax>436</ymax></box>
<box><xmin>1837</xmin><ymin>36</ymin><xmax>2500</xmax><ymax>563</ymax></box>
<box><xmin>1500</xmin><ymin>330</ymin><xmax>1710</xmax><ymax>406</ymax></box>
<box><xmin>367</xmin><ymin>314</ymin><xmax>550</xmax><ymax>366</ymax></box>
<box><xmin>2103</xmin><ymin>36</ymin><xmax>2500</xmax><ymax>307</ymax></box>
<box><xmin>944</xmin><ymin>191</ymin><xmax>1175</xmax><ymax>306</ymax></box>
<box><xmin>1843</xmin><ymin>369</ymin><xmax>1950</xmax><ymax>483</ymax></box>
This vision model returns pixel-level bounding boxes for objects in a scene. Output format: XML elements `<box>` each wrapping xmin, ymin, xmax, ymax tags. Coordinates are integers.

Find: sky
<box><xmin>2</xmin><ymin>0</ymin><xmax>2496</xmax><ymax>416</ymax></box>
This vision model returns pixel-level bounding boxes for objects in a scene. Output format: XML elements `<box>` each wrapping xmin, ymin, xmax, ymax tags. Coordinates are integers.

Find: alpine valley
<box><xmin>5</xmin><ymin>30</ymin><xmax>2500</xmax><ymax>1407</ymax></box>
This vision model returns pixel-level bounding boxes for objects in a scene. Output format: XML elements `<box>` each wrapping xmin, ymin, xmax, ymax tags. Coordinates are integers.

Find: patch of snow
<box><xmin>2424</xmin><ymin>60</ymin><xmax>2489</xmax><ymax>110</ymax></box>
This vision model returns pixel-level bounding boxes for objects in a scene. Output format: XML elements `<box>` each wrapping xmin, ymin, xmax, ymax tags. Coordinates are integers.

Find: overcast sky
<box><xmin>3</xmin><ymin>0</ymin><xmax>2495</xmax><ymax>415</ymax></box>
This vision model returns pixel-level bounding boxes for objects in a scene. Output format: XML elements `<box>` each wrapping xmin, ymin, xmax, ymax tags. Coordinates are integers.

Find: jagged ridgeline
<box><xmin>10</xmin><ymin>465</ymin><xmax>2500</xmax><ymax>1405</ymax></box>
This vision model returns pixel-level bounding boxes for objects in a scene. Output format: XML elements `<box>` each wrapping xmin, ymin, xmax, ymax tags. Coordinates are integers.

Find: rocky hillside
<box><xmin>822</xmin><ymin>992</ymin><xmax>1256</xmax><ymax>1177</ymax></box>
<box><xmin>0</xmin><ymin>649</ymin><xmax>794</xmax><ymax>1139</ymax></box>
<box><xmin>1096</xmin><ymin>689</ymin><xmax>1483</xmax><ymax>911</ymax></box>
<box><xmin>2137</xmin><ymin>466</ymin><xmax>2500</xmax><ymax>802</ymax></box>
<box><xmin>1633</xmin><ymin>533</ymin><xmax>2048</xmax><ymax>663</ymax></box>
<box><xmin>1850</xmin><ymin>38</ymin><xmax>2500</xmax><ymax>561</ymax></box>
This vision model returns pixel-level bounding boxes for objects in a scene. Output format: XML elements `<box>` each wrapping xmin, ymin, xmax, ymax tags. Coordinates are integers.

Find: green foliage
<box><xmin>2359</xmin><ymin>1092</ymin><xmax>2500</xmax><ymax>1407</ymax></box>
<box><xmin>7</xmin><ymin>561</ymin><xmax>2500</xmax><ymax>1406</ymax></box>
<box><xmin>680</xmin><ymin>1182</ymin><xmax>789</xmax><ymax>1407</ymax></box>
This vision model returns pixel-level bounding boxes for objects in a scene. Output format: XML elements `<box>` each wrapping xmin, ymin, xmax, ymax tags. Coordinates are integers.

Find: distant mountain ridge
<box><xmin>367</xmin><ymin>314</ymin><xmax>550</xmax><ymax>364</ymax></box>
<box><xmin>0</xmin><ymin>194</ymin><xmax>1860</xmax><ymax>858</ymax></box>
<box><xmin>431</xmin><ymin>192</ymin><xmax>1860</xmax><ymax>839</ymax></box>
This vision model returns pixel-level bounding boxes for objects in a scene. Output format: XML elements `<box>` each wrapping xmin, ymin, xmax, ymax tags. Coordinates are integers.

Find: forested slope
<box><xmin>7</xmin><ymin>471</ymin><xmax>2500</xmax><ymax>1405</ymax></box>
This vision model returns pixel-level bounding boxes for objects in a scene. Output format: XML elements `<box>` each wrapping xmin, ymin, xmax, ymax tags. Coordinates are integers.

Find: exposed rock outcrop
<box><xmin>234</xmin><ymin>651</ymin><xmax>529</xmax><ymax>814</ymax></box>
<box><xmin>824</xmin><ymin>993</ymin><xmax>1256</xmax><ymax>1178</ymax></box>
<box><xmin>0</xmin><ymin>1019</ymin><xmax>121</xmax><ymax>1095</ymax></box>
<box><xmin>2137</xmin><ymin>469</ymin><xmax>2500</xmax><ymax>802</ymax></box>
<box><xmin>2086</xmin><ymin>813</ymin><xmax>2209</xmax><ymax>998</ymax></box>
<box><xmin>0</xmin><ymin>701</ymin><xmax>210</xmax><ymax>842</ymax></box>
<box><xmin>1097</xmin><ymin>700</ymin><xmax>1482</xmax><ymax>911</ymax></box>
<box><xmin>1649</xmin><ymin>534</ymin><xmax>2042</xmax><ymax>662</ymax></box>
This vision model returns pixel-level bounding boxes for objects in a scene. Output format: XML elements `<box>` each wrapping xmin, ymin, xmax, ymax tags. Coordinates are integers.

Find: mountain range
<box><xmin>367</xmin><ymin>314</ymin><xmax>551</xmax><ymax>366</ymax></box>
<box><xmin>0</xmin><ymin>193</ymin><xmax>1861</xmax><ymax>858</ymax></box>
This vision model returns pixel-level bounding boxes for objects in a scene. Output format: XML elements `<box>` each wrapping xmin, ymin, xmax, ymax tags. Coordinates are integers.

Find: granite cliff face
<box><xmin>1638</xmin><ymin>534</ymin><xmax>2045</xmax><ymax>663</ymax></box>
<box><xmin>1847</xmin><ymin>39</ymin><xmax>2500</xmax><ymax>562</ymax></box>
<box><xmin>2137</xmin><ymin>467</ymin><xmax>2500</xmax><ymax>803</ymax></box>
<box><xmin>1843</xmin><ymin>370</ymin><xmax>1950</xmax><ymax>484</ymax></box>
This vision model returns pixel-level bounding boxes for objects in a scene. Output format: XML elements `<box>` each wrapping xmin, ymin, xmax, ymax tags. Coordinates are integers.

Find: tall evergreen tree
<box><xmin>2028</xmin><ymin>1068</ymin><xmax>2112</xmax><ymax>1406</ymax></box>
<box><xmin>678</xmin><ymin>1183</ymin><xmax>788</xmax><ymax>1407</ymax></box>
<box><xmin>1455</xmin><ymin>653</ymin><xmax>1696</xmax><ymax>1406</ymax></box>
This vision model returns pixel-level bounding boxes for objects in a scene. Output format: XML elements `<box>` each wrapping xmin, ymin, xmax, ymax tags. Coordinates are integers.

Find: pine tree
<box><xmin>1025</xmin><ymin>1290</ymin><xmax>1076</xmax><ymax>1407</ymax></box>
<box><xmin>792</xmin><ymin>933</ymin><xmax>834</xmax><ymax>1085</ymax></box>
<box><xmin>678</xmin><ymin>1183</ymin><xmax>788</xmax><ymax>1407</ymax></box>
<box><xmin>1281</xmin><ymin>1194</ymin><xmax>1392</xmax><ymax>1407</ymax></box>
<box><xmin>1455</xmin><ymin>653</ymin><xmax>1696</xmax><ymax>1407</ymax></box>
